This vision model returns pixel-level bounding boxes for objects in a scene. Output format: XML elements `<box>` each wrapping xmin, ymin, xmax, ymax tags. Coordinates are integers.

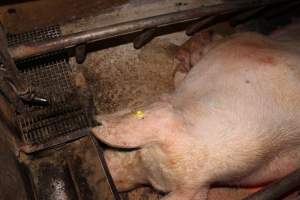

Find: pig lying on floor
<box><xmin>92</xmin><ymin>32</ymin><xmax>300</xmax><ymax>200</ymax></box>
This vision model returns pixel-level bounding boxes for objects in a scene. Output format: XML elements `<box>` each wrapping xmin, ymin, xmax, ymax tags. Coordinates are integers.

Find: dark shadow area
<box><xmin>0</xmin><ymin>128</ymin><xmax>28</xmax><ymax>199</ymax></box>
<box><xmin>0</xmin><ymin>0</ymin><xmax>38</xmax><ymax>6</ymax></box>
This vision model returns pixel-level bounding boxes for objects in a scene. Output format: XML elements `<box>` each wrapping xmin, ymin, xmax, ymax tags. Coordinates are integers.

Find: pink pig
<box><xmin>92</xmin><ymin>32</ymin><xmax>300</xmax><ymax>200</ymax></box>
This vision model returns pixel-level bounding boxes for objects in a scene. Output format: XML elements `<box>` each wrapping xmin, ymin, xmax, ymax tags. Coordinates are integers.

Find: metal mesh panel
<box><xmin>9</xmin><ymin>26</ymin><xmax>90</xmax><ymax>145</ymax></box>
<box><xmin>7</xmin><ymin>25</ymin><xmax>61</xmax><ymax>47</ymax></box>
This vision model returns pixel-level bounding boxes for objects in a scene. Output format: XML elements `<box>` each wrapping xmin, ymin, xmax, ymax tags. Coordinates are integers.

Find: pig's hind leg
<box><xmin>174</xmin><ymin>31</ymin><xmax>224</xmax><ymax>88</ymax></box>
<box><xmin>173</xmin><ymin>31</ymin><xmax>213</xmax><ymax>88</ymax></box>
<box><xmin>234</xmin><ymin>147</ymin><xmax>300</xmax><ymax>188</ymax></box>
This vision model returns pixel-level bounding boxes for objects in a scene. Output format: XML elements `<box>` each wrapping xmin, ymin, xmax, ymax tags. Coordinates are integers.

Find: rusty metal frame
<box><xmin>19</xmin><ymin>128</ymin><xmax>89</xmax><ymax>154</ymax></box>
<box><xmin>243</xmin><ymin>168</ymin><xmax>300</xmax><ymax>200</ymax></box>
<box><xmin>8</xmin><ymin>0</ymin><xmax>286</xmax><ymax>60</ymax></box>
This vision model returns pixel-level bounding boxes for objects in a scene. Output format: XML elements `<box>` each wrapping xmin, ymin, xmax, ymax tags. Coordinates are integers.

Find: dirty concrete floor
<box><xmin>72</xmin><ymin>38</ymin><xmax>180</xmax><ymax>115</ymax></box>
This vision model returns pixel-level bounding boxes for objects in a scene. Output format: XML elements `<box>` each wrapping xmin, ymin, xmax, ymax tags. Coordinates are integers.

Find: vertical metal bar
<box><xmin>90</xmin><ymin>134</ymin><xmax>121</xmax><ymax>200</ymax></box>
<box><xmin>0</xmin><ymin>23</ymin><xmax>27</xmax><ymax>93</ymax></box>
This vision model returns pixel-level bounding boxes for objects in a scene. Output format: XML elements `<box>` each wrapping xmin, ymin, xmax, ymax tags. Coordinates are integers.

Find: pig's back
<box><xmin>168</xmin><ymin>32</ymin><xmax>300</xmax><ymax>185</ymax></box>
<box><xmin>173</xmin><ymin>32</ymin><xmax>300</xmax><ymax>154</ymax></box>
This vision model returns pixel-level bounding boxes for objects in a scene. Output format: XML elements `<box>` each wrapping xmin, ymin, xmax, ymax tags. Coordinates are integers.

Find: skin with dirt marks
<box><xmin>92</xmin><ymin>32</ymin><xmax>300</xmax><ymax>200</ymax></box>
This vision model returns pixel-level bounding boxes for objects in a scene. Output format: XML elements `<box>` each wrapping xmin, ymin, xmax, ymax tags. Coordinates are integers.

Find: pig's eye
<box><xmin>132</xmin><ymin>109</ymin><xmax>145</xmax><ymax>120</ymax></box>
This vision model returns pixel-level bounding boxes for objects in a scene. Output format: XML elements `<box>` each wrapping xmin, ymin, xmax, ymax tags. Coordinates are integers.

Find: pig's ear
<box><xmin>91</xmin><ymin>116</ymin><xmax>157</xmax><ymax>149</ymax></box>
<box><xmin>91</xmin><ymin>112</ymin><xmax>161</xmax><ymax>148</ymax></box>
<box><xmin>91</xmin><ymin>102</ymin><xmax>181</xmax><ymax>149</ymax></box>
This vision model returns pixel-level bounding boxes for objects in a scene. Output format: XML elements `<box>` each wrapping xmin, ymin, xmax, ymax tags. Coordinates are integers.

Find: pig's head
<box><xmin>91</xmin><ymin>100</ymin><xmax>185</xmax><ymax>149</ymax></box>
<box><xmin>91</xmin><ymin>97</ymin><xmax>189</xmax><ymax>192</ymax></box>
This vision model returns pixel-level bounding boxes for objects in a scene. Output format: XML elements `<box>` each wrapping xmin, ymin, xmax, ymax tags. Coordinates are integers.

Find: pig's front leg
<box><xmin>174</xmin><ymin>30</ymin><xmax>223</xmax><ymax>88</ymax></box>
<box><xmin>175</xmin><ymin>31</ymin><xmax>213</xmax><ymax>73</ymax></box>
<box><xmin>104</xmin><ymin>149</ymin><xmax>147</xmax><ymax>191</ymax></box>
<box><xmin>174</xmin><ymin>31</ymin><xmax>213</xmax><ymax>88</ymax></box>
<box><xmin>161</xmin><ymin>187</ymin><xmax>208</xmax><ymax>200</ymax></box>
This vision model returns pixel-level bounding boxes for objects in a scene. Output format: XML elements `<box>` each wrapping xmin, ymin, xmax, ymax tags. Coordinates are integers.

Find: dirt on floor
<box><xmin>71</xmin><ymin>37</ymin><xmax>181</xmax><ymax>115</ymax></box>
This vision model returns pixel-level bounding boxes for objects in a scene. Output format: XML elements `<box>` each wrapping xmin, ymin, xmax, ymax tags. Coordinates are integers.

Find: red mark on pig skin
<box><xmin>258</xmin><ymin>56</ymin><xmax>276</xmax><ymax>66</ymax></box>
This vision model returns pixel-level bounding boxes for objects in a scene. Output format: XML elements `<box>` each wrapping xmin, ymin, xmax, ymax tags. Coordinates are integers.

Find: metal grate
<box><xmin>10</xmin><ymin>25</ymin><xmax>90</xmax><ymax>145</ymax></box>
<box><xmin>7</xmin><ymin>25</ymin><xmax>61</xmax><ymax>47</ymax></box>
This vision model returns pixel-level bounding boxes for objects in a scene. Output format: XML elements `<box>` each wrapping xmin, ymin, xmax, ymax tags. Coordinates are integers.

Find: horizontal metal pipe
<box><xmin>243</xmin><ymin>168</ymin><xmax>300</xmax><ymax>200</ymax></box>
<box><xmin>20</xmin><ymin>128</ymin><xmax>89</xmax><ymax>153</ymax></box>
<box><xmin>9</xmin><ymin>0</ymin><xmax>285</xmax><ymax>60</ymax></box>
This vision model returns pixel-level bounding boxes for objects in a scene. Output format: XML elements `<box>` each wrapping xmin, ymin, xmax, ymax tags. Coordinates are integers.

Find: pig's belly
<box><xmin>231</xmin><ymin>145</ymin><xmax>300</xmax><ymax>187</ymax></box>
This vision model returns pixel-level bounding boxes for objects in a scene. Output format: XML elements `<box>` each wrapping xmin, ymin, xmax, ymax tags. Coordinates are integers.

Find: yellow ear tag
<box><xmin>132</xmin><ymin>110</ymin><xmax>145</xmax><ymax>119</ymax></box>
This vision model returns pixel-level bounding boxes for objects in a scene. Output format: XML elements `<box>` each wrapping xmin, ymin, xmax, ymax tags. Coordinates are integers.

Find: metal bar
<box><xmin>90</xmin><ymin>134</ymin><xmax>121</xmax><ymax>200</ymax></box>
<box><xmin>0</xmin><ymin>25</ymin><xmax>18</xmax><ymax>76</ymax></box>
<box><xmin>19</xmin><ymin>128</ymin><xmax>89</xmax><ymax>153</ymax></box>
<box><xmin>264</xmin><ymin>1</ymin><xmax>300</xmax><ymax>19</ymax></box>
<box><xmin>243</xmin><ymin>168</ymin><xmax>300</xmax><ymax>200</ymax></box>
<box><xmin>66</xmin><ymin>158</ymin><xmax>83</xmax><ymax>200</ymax></box>
<box><xmin>0</xmin><ymin>25</ymin><xmax>49</xmax><ymax>107</ymax></box>
<box><xmin>0</xmin><ymin>24</ymin><xmax>28</xmax><ymax>93</ymax></box>
<box><xmin>9</xmin><ymin>0</ymin><xmax>286</xmax><ymax>60</ymax></box>
<box><xmin>186</xmin><ymin>15</ymin><xmax>218</xmax><ymax>36</ymax></box>
<box><xmin>133</xmin><ymin>27</ymin><xmax>157</xmax><ymax>49</ymax></box>
<box><xmin>75</xmin><ymin>44</ymin><xmax>87</xmax><ymax>64</ymax></box>
<box><xmin>230</xmin><ymin>7</ymin><xmax>266</xmax><ymax>26</ymax></box>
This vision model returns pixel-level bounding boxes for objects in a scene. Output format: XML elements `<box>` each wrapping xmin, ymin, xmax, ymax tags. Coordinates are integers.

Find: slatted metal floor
<box><xmin>9</xmin><ymin>25</ymin><xmax>90</xmax><ymax>145</ymax></box>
